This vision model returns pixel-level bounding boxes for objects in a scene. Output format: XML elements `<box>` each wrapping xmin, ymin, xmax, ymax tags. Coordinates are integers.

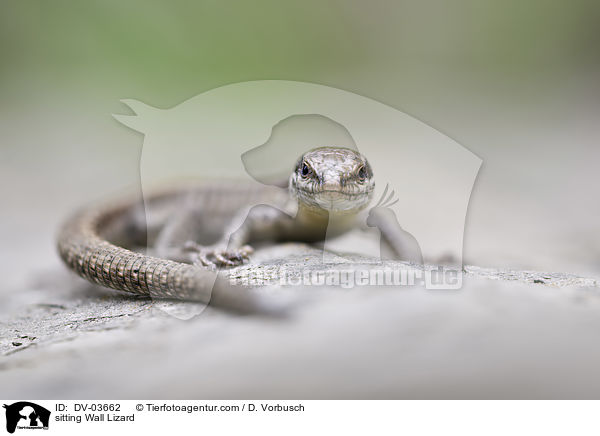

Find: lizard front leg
<box><xmin>156</xmin><ymin>203</ymin><xmax>295</xmax><ymax>269</ymax></box>
<box><xmin>366</xmin><ymin>207</ymin><xmax>423</xmax><ymax>265</ymax></box>
<box><xmin>200</xmin><ymin>204</ymin><xmax>297</xmax><ymax>268</ymax></box>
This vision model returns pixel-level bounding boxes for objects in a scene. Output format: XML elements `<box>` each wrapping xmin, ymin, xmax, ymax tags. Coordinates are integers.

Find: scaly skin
<box><xmin>57</xmin><ymin>199</ymin><xmax>219</xmax><ymax>301</ymax></box>
<box><xmin>57</xmin><ymin>147</ymin><xmax>375</xmax><ymax>303</ymax></box>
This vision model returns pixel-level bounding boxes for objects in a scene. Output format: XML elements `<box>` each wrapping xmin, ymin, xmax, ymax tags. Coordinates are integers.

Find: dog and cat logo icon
<box><xmin>3</xmin><ymin>402</ymin><xmax>50</xmax><ymax>433</ymax></box>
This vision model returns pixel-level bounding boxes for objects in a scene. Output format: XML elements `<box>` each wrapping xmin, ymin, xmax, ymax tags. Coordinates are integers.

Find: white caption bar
<box><xmin>1</xmin><ymin>400</ymin><xmax>599</xmax><ymax>436</ymax></box>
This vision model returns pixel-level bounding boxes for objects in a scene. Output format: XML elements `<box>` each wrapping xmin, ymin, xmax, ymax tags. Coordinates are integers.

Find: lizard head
<box><xmin>289</xmin><ymin>147</ymin><xmax>375</xmax><ymax>213</ymax></box>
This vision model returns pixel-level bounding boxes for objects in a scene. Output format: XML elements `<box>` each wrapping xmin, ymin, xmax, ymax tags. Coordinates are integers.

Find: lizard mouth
<box><xmin>297</xmin><ymin>186</ymin><xmax>373</xmax><ymax>212</ymax></box>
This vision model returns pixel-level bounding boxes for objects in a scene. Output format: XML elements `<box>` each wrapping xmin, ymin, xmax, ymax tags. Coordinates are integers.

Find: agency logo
<box><xmin>114</xmin><ymin>80</ymin><xmax>481</xmax><ymax>318</ymax></box>
<box><xmin>3</xmin><ymin>402</ymin><xmax>50</xmax><ymax>434</ymax></box>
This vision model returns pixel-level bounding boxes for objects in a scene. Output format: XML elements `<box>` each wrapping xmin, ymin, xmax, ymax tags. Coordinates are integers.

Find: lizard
<box><xmin>57</xmin><ymin>146</ymin><xmax>405</xmax><ymax>306</ymax></box>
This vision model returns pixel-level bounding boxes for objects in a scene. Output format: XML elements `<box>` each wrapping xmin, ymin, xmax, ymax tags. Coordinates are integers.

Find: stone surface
<box><xmin>2</xmin><ymin>99</ymin><xmax>600</xmax><ymax>399</ymax></box>
<box><xmin>2</xmin><ymin>241</ymin><xmax>600</xmax><ymax>399</ymax></box>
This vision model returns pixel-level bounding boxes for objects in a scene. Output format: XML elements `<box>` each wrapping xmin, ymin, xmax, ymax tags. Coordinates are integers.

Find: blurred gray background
<box><xmin>1</xmin><ymin>0</ymin><xmax>599</xmax><ymax>398</ymax></box>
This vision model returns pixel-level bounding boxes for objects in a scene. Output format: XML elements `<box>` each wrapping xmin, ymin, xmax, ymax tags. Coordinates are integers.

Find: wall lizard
<box><xmin>58</xmin><ymin>147</ymin><xmax>406</xmax><ymax>305</ymax></box>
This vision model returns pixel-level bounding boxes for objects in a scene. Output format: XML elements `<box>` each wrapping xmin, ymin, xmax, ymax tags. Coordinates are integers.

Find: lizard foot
<box><xmin>183</xmin><ymin>242</ymin><xmax>254</xmax><ymax>269</ymax></box>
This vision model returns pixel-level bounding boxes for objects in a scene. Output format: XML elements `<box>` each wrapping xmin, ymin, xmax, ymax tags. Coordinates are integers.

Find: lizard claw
<box><xmin>184</xmin><ymin>242</ymin><xmax>253</xmax><ymax>269</ymax></box>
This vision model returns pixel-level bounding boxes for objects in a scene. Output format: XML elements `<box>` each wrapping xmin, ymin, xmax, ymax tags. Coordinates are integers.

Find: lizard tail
<box><xmin>56</xmin><ymin>197</ymin><xmax>284</xmax><ymax>315</ymax></box>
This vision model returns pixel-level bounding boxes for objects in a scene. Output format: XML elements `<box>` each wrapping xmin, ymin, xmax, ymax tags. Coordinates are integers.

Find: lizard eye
<box><xmin>357</xmin><ymin>165</ymin><xmax>367</xmax><ymax>182</ymax></box>
<box><xmin>300</xmin><ymin>163</ymin><xmax>312</xmax><ymax>178</ymax></box>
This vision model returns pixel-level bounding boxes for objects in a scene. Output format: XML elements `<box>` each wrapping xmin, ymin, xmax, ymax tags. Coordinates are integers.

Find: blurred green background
<box><xmin>2</xmin><ymin>1</ymin><xmax>600</xmax><ymax>400</ymax></box>
<box><xmin>2</xmin><ymin>0</ymin><xmax>598</xmax><ymax>105</ymax></box>
<box><xmin>1</xmin><ymin>0</ymin><xmax>599</xmax><ymax>280</ymax></box>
